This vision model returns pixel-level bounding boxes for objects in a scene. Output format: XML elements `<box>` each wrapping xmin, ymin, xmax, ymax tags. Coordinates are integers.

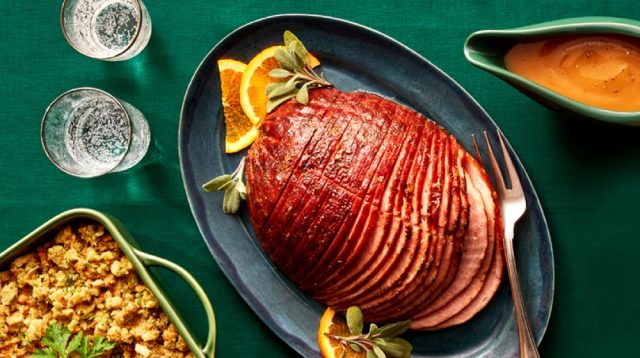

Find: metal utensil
<box><xmin>472</xmin><ymin>131</ymin><xmax>540</xmax><ymax>358</ymax></box>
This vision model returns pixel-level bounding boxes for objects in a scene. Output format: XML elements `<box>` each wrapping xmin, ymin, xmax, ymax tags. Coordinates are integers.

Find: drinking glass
<box><xmin>61</xmin><ymin>0</ymin><xmax>152</xmax><ymax>61</ymax></box>
<box><xmin>41</xmin><ymin>87</ymin><xmax>151</xmax><ymax>178</ymax></box>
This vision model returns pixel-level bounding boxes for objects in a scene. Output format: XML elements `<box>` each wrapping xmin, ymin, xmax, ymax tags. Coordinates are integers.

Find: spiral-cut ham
<box><xmin>245</xmin><ymin>88</ymin><xmax>504</xmax><ymax>329</ymax></box>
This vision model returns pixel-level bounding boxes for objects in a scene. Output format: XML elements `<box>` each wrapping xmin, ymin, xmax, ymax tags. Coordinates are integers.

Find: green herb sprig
<box><xmin>326</xmin><ymin>306</ymin><xmax>413</xmax><ymax>358</ymax></box>
<box><xmin>202</xmin><ymin>157</ymin><xmax>247</xmax><ymax>214</ymax></box>
<box><xmin>266</xmin><ymin>31</ymin><xmax>333</xmax><ymax>113</ymax></box>
<box><xmin>32</xmin><ymin>323</ymin><xmax>116</xmax><ymax>358</ymax></box>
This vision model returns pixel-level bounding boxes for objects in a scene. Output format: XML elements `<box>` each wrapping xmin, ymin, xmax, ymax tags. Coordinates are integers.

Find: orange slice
<box><xmin>218</xmin><ymin>59</ymin><xmax>259</xmax><ymax>153</ymax></box>
<box><xmin>318</xmin><ymin>307</ymin><xmax>366</xmax><ymax>358</ymax></box>
<box><xmin>239</xmin><ymin>46</ymin><xmax>321</xmax><ymax>125</ymax></box>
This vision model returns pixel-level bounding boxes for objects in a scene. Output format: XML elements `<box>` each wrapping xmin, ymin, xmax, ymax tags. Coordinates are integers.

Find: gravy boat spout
<box><xmin>464</xmin><ymin>17</ymin><xmax>640</xmax><ymax>126</ymax></box>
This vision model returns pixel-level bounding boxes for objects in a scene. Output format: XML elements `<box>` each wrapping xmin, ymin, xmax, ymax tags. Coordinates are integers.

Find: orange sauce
<box><xmin>504</xmin><ymin>34</ymin><xmax>640</xmax><ymax>112</ymax></box>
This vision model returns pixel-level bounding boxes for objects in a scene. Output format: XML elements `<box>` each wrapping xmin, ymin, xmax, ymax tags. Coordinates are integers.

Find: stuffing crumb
<box><xmin>0</xmin><ymin>223</ymin><xmax>195</xmax><ymax>357</ymax></box>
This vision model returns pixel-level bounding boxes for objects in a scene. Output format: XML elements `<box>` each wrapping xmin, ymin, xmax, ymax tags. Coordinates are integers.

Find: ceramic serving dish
<box><xmin>0</xmin><ymin>208</ymin><xmax>216</xmax><ymax>358</ymax></box>
<box><xmin>180</xmin><ymin>14</ymin><xmax>554</xmax><ymax>357</ymax></box>
<box><xmin>464</xmin><ymin>16</ymin><xmax>640</xmax><ymax>125</ymax></box>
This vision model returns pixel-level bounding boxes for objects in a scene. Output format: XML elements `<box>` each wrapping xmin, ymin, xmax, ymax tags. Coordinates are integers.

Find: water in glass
<box><xmin>42</xmin><ymin>88</ymin><xmax>150</xmax><ymax>177</ymax></box>
<box><xmin>62</xmin><ymin>0</ymin><xmax>152</xmax><ymax>60</ymax></box>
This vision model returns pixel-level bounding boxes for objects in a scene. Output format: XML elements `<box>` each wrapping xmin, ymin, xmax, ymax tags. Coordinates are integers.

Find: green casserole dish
<box><xmin>0</xmin><ymin>208</ymin><xmax>216</xmax><ymax>358</ymax></box>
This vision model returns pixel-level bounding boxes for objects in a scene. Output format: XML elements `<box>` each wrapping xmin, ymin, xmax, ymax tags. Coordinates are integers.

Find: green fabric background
<box><xmin>2</xmin><ymin>1</ymin><xmax>640</xmax><ymax>357</ymax></box>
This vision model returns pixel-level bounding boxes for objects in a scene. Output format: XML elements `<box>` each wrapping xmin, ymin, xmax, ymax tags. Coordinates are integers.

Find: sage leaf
<box><xmin>323</xmin><ymin>306</ymin><xmax>412</xmax><ymax>358</ymax></box>
<box><xmin>269</xmin><ymin>68</ymin><xmax>292</xmax><ymax>78</ymax></box>
<box><xmin>223</xmin><ymin>187</ymin><xmax>241</xmax><ymax>214</ymax></box>
<box><xmin>202</xmin><ymin>174</ymin><xmax>232</xmax><ymax>192</ymax></box>
<box><xmin>296</xmin><ymin>83</ymin><xmax>309</xmax><ymax>105</ymax></box>
<box><xmin>267</xmin><ymin>93</ymin><xmax>296</xmax><ymax>113</ymax></box>
<box><xmin>283</xmin><ymin>30</ymin><xmax>301</xmax><ymax>48</ymax></box>
<box><xmin>264</xmin><ymin>30</ymin><xmax>333</xmax><ymax>111</ymax></box>
<box><xmin>284</xmin><ymin>31</ymin><xmax>310</xmax><ymax>64</ymax></box>
<box><xmin>268</xmin><ymin>81</ymin><xmax>297</xmax><ymax>98</ymax></box>
<box><xmin>220</xmin><ymin>179</ymin><xmax>238</xmax><ymax>192</ymax></box>
<box><xmin>373</xmin><ymin>345</ymin><xmax>387</xmax><ymax>358</ymax></box>
<box><xmin>203</xmin><ymin>157</ymin><xmax>247</xmax><ymax>214</ymax></box>
<box><xmin>266</xmin><ymin>82</ymin><xmax>278</xmax><ymax>96</ymax></box>
<box><xmin>346</xmin><ymin>306</ymin><xmax>364</xmax><ymax>335</ymax></box>
<box><xmin>288</xmin><ymin>41</ymin><xmax>305</xmax><ymax>68</ymax></box>
<box><xmin>294</xmin><ymin>41</ymin><xmax>310</xmax><ymax>66</ymax></box>
<box><xmin>375</xmin><ymin>320</ymin><xmax>411</xmax><ymax>338</ymax></box>
<box><xmin>368</xmin><ymin>323</ymin><xmax>379</xmax><ymax>337</ymax></box>
<box><xmin>285</xmin><ymin>74</ymin><xmax>301</xmax><ymax>88</ymax></box>
<box><xmin>236</xmin><ymin>180</ymin><xmax>247</xmax><ymax>199</ymax></box>
<box><xmin>373</xmin><ymin>337</ymin><xmax>412</xmax><ymax>358</ymax></box>
<box><xmin>274</xmin><ymin>47</ymin><xmax>296</xmax><ymax>71</ymax></box>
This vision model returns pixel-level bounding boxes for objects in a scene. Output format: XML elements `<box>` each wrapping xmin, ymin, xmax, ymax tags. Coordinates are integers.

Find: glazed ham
<box><xmin>245</xmin><ymin>88</ymin><xmax>504</xmax><ymax>330</ymax></box>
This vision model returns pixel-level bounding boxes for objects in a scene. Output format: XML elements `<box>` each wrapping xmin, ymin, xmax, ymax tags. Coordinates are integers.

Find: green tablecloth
<box><xmin>2</xmin><ymin>1</ymin><xmax>640</xmax><ymax>357</ymax></box>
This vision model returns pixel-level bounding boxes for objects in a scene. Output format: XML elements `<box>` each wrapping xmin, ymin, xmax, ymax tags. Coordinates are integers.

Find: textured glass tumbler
<box><xmin>61</xmin><ymin>0</ymin><xmax>152</xmax><ymax>61</ymax></box>
<box><xmin>41</xmin><ymin>88</ymin><xmax>151</xmax><ymax>178</ymax></box>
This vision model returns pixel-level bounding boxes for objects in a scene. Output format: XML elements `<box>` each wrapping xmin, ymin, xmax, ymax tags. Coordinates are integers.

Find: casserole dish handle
<box><xmin>133</xmin><ymin>248</ymin><xmax>217</xmax><ymax>358</ymax></box>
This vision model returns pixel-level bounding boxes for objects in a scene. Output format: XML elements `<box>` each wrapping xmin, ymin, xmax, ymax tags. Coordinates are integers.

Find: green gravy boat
<box><xmin>464</xmin><ymin>17</ymin><xmax>640</xmax><ymax>126</ymax></box>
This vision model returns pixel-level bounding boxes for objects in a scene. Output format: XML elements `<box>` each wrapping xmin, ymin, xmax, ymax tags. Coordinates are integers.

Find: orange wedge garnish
<box><xmin>218</xmin><ymin>59</ymin><xmax>259</xmax><ymax>153</ymax></box>
<box><xmin>318</xmin><ymin>307</ymin><xmax>367</xmax><ymax>358</ymax></box>
<box><xmin>239</xmin><ymin>46</ymin><xmax>321</xmax><ymax>125</ymax></box>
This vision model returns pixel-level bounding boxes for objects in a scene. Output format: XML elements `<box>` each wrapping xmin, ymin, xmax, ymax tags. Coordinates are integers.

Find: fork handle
<box><xmin>504</xmin><ymin>234</ymin><xmax>540</xmax><ymax>358</ymax></box>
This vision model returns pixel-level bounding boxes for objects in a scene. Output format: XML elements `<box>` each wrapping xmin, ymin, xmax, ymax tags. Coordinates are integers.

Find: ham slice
<box><xmin>429</xmin><ymin>155</ymin><xmax>505</xmax><ymax>330</ymax></box>
<box><xmin>411</xmin><ymin>169</ymin><xmax>491</xmax><ymax>328</ymax></box>
<box><xmin>321</xmin><ymin>109</ymin><xmax>425</xmax><ymax>304</ymax></box>
<box><xmin>357</xmin><ymin>123</ymin><xmax>437</xmax><ymax>318</ymax></box>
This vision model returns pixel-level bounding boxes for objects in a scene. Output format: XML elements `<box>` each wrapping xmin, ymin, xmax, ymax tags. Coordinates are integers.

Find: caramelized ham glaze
<box><xmin>245</xmin><ymin>88</ymin><xmax>504</xmax><ymax>328</ymax></box>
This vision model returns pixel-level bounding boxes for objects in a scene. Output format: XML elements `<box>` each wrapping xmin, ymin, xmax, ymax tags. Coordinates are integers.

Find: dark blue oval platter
<box><xmin>179</xmin><ymin>14</ymin><xmax>554</xmax><ymax>357</ymax></box>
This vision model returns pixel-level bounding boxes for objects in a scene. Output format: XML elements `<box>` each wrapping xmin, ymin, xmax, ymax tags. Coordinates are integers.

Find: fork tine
<box><xmin>497</xmin><ymin>130</ymin><xmax>523</xmax><ymax>193</ymax></box>
<box><xmin>483</xmin><ymin>131</ymin><xmax>506</xmax><ymax>193</ymax></box>
<box><xmin>471</xmin><ymin>134</ymin><xmax>485</xmax><ymax>167</ymax></box>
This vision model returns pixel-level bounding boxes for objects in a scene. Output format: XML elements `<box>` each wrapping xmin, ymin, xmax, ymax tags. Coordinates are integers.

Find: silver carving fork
<box><xmin>472</xmin><ymin>131</ymin><xmax>540</xmax><ymax>358</ymax></box>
